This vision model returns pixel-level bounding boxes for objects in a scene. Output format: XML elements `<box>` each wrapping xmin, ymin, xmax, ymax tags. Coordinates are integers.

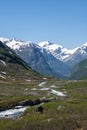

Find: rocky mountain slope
<box><xmin>0</xmin><ymin>41</ymin><xmax>42</xmax><ymax>81</ymax></box>
<box><xmin>1</xmin><ymin>37</ymin><xmax>87</xmax><ymax>79</ymax></box>
<box><xmin>3</xmin><ymin>38</ymin><xmax>70</xmax><ymax>78</ymax></box>
<box><xmin>64</xmin><ymin>42</ymin><xmax>87</xmax><ymax>68</ymax></box>
<box><xmin>38</xmin><ymin>41</ymin><xmax>87</xmax><ymax>68</ymax></box>
<box><xmin>38</xmin><ymin>41</ymin><xmax>77</xmax><ymax>61</ymax></box>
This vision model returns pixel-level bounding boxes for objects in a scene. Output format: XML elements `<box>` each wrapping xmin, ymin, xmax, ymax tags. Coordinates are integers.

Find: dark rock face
<box><xmin>18</xmin><ymin>99</ymin><xmax>41</xmax><ymax>106</ymax></box>
<box><xmin>18</xmin><ymin>100</ymin><xmax>34</xmax><ymax>106</ymax></box>
<box><xmin>37</xmin><ymin>106</ymin><xmax>44</xmax><ymax>113</ymax></box>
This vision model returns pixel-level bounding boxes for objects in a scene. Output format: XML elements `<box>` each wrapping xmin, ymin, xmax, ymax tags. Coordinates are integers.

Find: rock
<box><xmin>18</xmin><ymin>100</ymin><xmax>33</xmax><ymax>106</ymax></box>
<box><xmin>38</xmin><ymin>106</ymin><xmax>44</xmax><ymax>113</ymax></box>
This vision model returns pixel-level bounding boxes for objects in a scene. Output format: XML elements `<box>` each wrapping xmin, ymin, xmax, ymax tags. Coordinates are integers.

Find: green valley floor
<box><xmin>0</xmin><ymin>78</ymin><xmax>87</xmax><ymax>130</ymax></box>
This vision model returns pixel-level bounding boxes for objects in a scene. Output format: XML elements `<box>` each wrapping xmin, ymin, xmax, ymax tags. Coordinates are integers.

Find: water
<box><xmin>0</xmin><ymin>106</ymin><xmax>28</xmax><ymax>118</ymax></box>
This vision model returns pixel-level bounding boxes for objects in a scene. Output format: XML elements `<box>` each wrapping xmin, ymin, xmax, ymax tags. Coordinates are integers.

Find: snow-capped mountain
<box><xmin>0</xmin><ymin>41</ymin><xmax>41</xmax><ymax>81</ymax></box>
<box><xmin>1</xmin><ymin>37</ymin><xmax>87</xmax><ymax>78</ymax></box>
<box><xmin>5</xmin><ymin>38</ymin><xmax>35</xmax><ymax>50</ymax></box>
<box><xmin>5</xmin><ymin>39</ymin><xmax>55</xmax><ymax>77</ymax></box>
<box><xmin>0</xmin><ymin>38</ymin><xmax>71</xmax><ymax>78</ymax></box>
<box><xmin>65</xmin><ymin>42</ymin><xmax>87</xmax><ymax>68</ymax></box>
<box><xmin>38</xmin><ymin>41</ymin><xmax>77</xmax><ymax>61</ymax></box>
<box><xmin>0</xmin><ymin>37</ymin><xmax>9</xmax><ymax>42</ymax></box>
<box><xmin>38</xmin><ymin>41</ymin><xmax>87</xmax><ymax>69</ymax></box>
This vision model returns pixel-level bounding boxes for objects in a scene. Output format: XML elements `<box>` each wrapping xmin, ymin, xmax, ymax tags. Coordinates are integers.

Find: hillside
<box><xmin>69</xmin><ymin>59</ymin><xmax>87</xmax><ymax>80</ymax></box>
<box><xmin>0</xmin><ymin>41</ymin><xmax>42</xmax><ymax>82</ymax></box>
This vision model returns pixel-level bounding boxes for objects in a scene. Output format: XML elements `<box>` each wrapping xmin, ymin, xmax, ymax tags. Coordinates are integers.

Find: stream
<box><xmin>0</xmin><ymin>106</ymin><xmax>28</xmax><ymax>119</ymax></box>
<box><xmin>0</xmin><ymin>97</ymin><xmax>57</xmax><ymax>119</ymax></box>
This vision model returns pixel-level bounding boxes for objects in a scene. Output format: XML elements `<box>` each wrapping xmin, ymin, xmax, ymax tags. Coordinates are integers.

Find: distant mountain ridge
<box><xmin>38</xmin><ymin>41</ymin><xmax>87</xmax><ymax>70</ymax></box>
<box><xmin>38</xmin><ymin>41</ymin><xmax>77</xmax><ymax>61</ymax></box>
<box><xmin>64</xmin><ymin>42</ymin><xmax>87</xmax><ymax>68</ymax></box>
<box><xmin>1</xmin><ymin>37</ymin><xmax>87</xmax><ymax>79</ymax></box>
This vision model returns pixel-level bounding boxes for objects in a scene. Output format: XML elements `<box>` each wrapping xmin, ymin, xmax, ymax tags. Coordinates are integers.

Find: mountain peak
<box><xmin>38</xmin><ymin>41</ymin><xmax>71</xmax><ymax>60</ymax></box>
<box><xmin>6</xmin><ymin>39</ymin><xmax>34</xmax><ymax>50</ymax></box>
<box><xmin>38</xmin><ymin>41</ymin><xmax>52</xmax><ymax>47</ymax></box>
<box><xmin>81</xmin><ymin>42</ymin><xmax>87</xmax><ymax>47</ymax></box>
<box><xmin>0</xmin><ymin>37</ymin><xmax>9</xmax><ymax>42</ymax></box>
<box><xmin>38</xmin><ymin>41</ymin><xmax>64</xmax><ymax>50</ymax></box>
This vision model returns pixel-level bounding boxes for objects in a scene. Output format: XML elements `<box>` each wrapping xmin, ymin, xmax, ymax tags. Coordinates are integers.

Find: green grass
<box><xmin>69</xmin><ymin>59</ymin><xmax>87</xmax><ymax>80</ymax></box>
<box><xmin>0</xmin><ymin>79</ymin><xmax>87</xmax><ymax>130</ymax></box>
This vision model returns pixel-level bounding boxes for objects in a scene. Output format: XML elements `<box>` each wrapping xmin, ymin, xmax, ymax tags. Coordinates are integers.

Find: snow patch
<box><xmin>40</xmin><ymin>88</ymin><xmax>49</xmax><ymax>91</ymax></box>
<box><xmin>0</xmin><ymin>60</ymin><xmax>6</xmax><ymax>66</ymax></box>
<box><xmin>51</xmin><ymin>89</ymin><xmax>66</xmax><ymax>96</ymax></box>
<box><xmin>31</xmin><ymin>88</ymin><xmax>37</xmax><ymax>91</ymax></box>
<box><xmin>0</xmin><ymin>74</ymin><xmax>6</xmax><ymax>79</ymax></box>
<box><xmin>1</xmin><ymin>71</ymin><xmax>6</xmax><ymax>75</ymax></box>
<box><xmin>38</xmin><ymin>82</ymin><xmax>46</xmax><ymax>87</ymax></box>
<box><xmin>25</xmin><ymin>79</ymin><xmax>31</xmax><ymax>82</ymax></box>
<box><xmin>50</xmin><ymin>85</ymin><xmax>57</xmax><ymax>88</ymax></box>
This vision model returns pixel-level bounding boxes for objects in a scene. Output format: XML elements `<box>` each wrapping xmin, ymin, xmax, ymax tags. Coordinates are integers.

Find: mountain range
<box><xmin>0</xmin><ymin>37</ymin><xmax>87</xmax><ymax>79</ymax></box>
<box><xmin>0</xmin><ymin>41</ymin><xmax>42</xmax><ymax>81</ymax></box>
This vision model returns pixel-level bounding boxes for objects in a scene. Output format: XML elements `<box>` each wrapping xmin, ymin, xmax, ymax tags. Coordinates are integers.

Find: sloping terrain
<box><xmin>0</xmin><ymin>41</ymin><xmax>42</xmax><ymax>82</ymax></box>
<box><xmin>69</xmin><ymin>59</ymin><xmax>87</xmax><ymax>80</ymax></box>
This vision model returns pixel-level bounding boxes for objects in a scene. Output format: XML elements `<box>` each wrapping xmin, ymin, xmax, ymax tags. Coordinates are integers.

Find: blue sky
<box><xmin>0</xmin><ymin>0</ymin><xmax>87</xmax><ymax>49</ymax></box>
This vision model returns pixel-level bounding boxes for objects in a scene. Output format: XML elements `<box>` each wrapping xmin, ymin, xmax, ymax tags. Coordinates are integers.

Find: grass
<box><xmin>0</xmin><ymin>79</ymin><xmax>87</xmax><ymax>130</ymax></box>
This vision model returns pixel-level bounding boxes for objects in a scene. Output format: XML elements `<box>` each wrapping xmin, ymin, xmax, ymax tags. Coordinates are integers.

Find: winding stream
<box><xmin>0</xmin><ymin>93</ymin><xmax>65</xmax><ymax>119</ymax></box>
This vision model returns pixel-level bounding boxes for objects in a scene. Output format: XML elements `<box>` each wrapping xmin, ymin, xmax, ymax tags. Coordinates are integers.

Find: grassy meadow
<box><xmin>0</xmin><ymin>79</ymin><xmax>87</xmax><ymax>130</ymax></box>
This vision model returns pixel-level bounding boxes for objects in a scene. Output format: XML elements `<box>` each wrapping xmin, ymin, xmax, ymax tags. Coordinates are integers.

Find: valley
<box><xmin>0</xmin><ymin>0</ymin><xmax>87</xmax><ymax>129</ymax></box>
<box><xmin>0</xmin><ymin>40</ymin><xmax>87</xmax><ymax>130</ymax></box>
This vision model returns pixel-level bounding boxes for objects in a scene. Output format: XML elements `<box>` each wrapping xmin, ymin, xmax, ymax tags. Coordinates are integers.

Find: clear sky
<box><xmin>0</xmin><ymin>0</ymin><xmax>87</xmax><ymax>49</ymax></box>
